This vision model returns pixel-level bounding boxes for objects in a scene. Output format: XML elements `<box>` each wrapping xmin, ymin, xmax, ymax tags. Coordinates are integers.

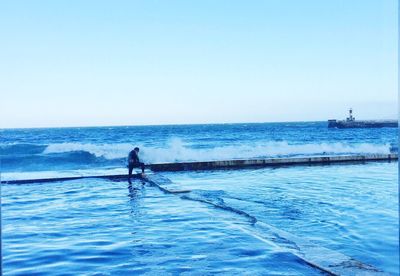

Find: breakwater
<box><xmin>328</xmin><ymin>119</ymin><xmax>398</xmax><ymax>128</ymax></box>
<box><xmin>1</xmin><ymin>154</ymin><xmax>397</xmax><ymax>184</ymax></box>
<box><xmin>149</xmin><ymin>153</ymin><xmax>397</xmax><ymax>172</ymax></box>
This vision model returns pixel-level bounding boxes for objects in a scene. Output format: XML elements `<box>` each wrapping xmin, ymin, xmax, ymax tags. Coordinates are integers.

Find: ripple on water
<box><xmin>165</xmin><ymin>162</ymin><xmax>399</xmax><ymax>274</ymax></box>
<box><xmin>3</xmin><ymin>178</ymin><xmax>318</xmax><ymax>275</ymax></box>
<box><xmin>3</xmin><ymin>162</ymin><xmax>398</xmax><ymax>275</ymax></box>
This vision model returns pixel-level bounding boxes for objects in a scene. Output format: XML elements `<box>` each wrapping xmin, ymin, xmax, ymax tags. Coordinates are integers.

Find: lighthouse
<box><xmin>346</xmin><ymin>108</ymin><xmax>355</xmax><ymax>122</ymax></box>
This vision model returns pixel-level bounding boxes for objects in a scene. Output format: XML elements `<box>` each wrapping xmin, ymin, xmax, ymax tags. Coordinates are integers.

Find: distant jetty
<box><xmin>328</xmin><ymin>109</ymin><xmax>398</xmax><ymax>128</ymax></box>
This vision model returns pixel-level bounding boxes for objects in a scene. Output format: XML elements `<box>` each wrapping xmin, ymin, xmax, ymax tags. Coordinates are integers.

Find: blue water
<box><xmin>164</xmin><ymin>162</ymin><xmax>399</xmax><ymax>274</ymax></box>
<box><xmin>0</xmin><ymin>122</ymin><xmax>396</xmax><ymax>177</ymax></box>
<box><xmin>1</xmin><ymin>122</ymin><xmax>399</xmax><ymax>274</ymax></box>
<box><xmin>2</xmin><ymin>178</ymin><xmax>324</xmax><ymax>275</ymax></box>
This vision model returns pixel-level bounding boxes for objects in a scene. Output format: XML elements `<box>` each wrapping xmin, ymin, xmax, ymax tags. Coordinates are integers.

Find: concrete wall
<box><xmin>2</xmin><ymin>154</ymin><xmax>397</xmax><ymax>184</ymax></box>
<box><xmin>149</xmin><ymin>154</ymin><xmax>398</xmax><ymax>172</ymax></box>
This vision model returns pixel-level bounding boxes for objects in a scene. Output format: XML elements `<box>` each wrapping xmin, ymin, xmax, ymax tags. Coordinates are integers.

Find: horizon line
<box><xmin>1</xmin><ymin>118</ymin><xmax>398</xmax><ymax>130</ymax></box>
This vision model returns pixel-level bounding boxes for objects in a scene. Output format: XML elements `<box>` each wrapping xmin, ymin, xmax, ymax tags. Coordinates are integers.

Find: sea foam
<box><xmin>42</xmin><ymin>138</ymin><xmax>392</xmax><ymax>164</ymax></box>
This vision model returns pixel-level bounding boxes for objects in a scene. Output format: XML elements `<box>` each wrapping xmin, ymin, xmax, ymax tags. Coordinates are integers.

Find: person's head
<box><xmin>134</xmin><ymin>147</ymin><xmax>139</xmax><ymax>153</ymax></box>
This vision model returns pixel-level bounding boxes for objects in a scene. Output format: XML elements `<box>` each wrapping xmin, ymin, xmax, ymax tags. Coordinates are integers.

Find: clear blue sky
<box><xmin>0</xmin><ymin>0</ymin><xmax>397</xmax><ymax>128</ymax></box>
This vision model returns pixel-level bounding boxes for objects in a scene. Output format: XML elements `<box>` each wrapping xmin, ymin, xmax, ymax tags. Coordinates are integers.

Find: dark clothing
<box><xmin>128</xmin><ymin>150</ymin><xmax>145</xmax><ymax>177</ymax></box>
<box><xmin>128</xmin><ymin>162</ymin><xmax>145</xmax><ymax>175</ymax></box>
<box><xmin>128</xmin><ymin>150</ymin><xmax>140</xmax><ymax>164</ymax></box>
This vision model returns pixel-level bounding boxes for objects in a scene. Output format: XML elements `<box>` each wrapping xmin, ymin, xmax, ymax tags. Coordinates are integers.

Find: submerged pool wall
<box><xmin>1</xmin><ymin>154</ymin><xmax>397</xmax><ymax>184</ymax></box>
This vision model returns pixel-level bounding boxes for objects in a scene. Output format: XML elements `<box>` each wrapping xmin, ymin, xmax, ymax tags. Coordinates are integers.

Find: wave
<box><xmin>139</xmin><ymin>139</ymin><xmax>392</xmax><ymax>163</ymax></box>
<box><xmin>0</xmin><ymin>143</ymin><xmax>47</xmax><ymax>155</ymax></box>
<box><xmin>1</xmin><ymin>138</ymin><xmax>393</xmax><ymax>172</ymax></box>
<box><xmin>43</xmin><ymin>143</ymin><xmax>134</xmax><ymax>160</ymax></box>
<box><xmin>4</xmin><ymin>139</ymin><xmax>393</xmax><ymax>163</ymax></box>
<box><xmin>0</xmin><ymin>151</ymin><xmax>118</xmax><ymax>172</ymax></box>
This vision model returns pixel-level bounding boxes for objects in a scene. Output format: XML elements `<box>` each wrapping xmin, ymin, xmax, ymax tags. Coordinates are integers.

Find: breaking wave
<box><xmin>43</xmin><ymin>143</ymin><xmax>133</xmax><ymax>160</ymax></box>
<box><xmin>1</xmin><ymin>138</ymin><xmax>393</xmax><ymax>172</ymax></box>
<box><xmin>38</xmin><ymin>139</ymin><xmax>393</xmax><ymax>163</ymax></box>
<box><xmin>137</xmin><ymin>139</ymin><xmax>392</xmax><ymax>163</ymax></box>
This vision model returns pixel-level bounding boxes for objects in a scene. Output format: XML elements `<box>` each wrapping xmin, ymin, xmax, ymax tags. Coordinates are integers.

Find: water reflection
<box><xmin>127</xmin><ymin>179</ymin><xmax>146</xmax><ymax>220</ymax></box>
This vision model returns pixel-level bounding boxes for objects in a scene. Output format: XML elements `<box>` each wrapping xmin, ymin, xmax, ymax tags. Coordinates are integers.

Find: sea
<box><xmin>0</xmin><ymin>122</ymin><xmax>397</xmax><ymax>178</ymax></box>
<box><xmin>1</xmin><ymin>122</ymin><xmax>399</xmax><ymax>275</ymax></box>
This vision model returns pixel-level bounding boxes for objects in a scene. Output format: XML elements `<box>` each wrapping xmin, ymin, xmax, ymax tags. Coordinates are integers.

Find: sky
<box><xmin>0</xmin><ymin>0</ymin><xmax>398</xmax><ymax>128</ymax></box>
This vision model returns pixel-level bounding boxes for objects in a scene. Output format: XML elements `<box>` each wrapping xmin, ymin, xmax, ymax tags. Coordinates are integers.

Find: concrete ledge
<box><xmin>2</xmin><ymin>154</ymin><xmax>397</xmax><ymax>184</ymax></box>
<box><xmin>149</xmin><ymin>153</ymin><xmax>398</xmax><ymax>172</ymax></box>
<box><xmin>1</xmin><ymin>174</ymin><xmax>141</xmax><ymax>185</ymax></box>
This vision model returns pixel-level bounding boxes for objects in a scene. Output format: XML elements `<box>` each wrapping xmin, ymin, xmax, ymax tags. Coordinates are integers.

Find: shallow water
<box><xmin>2</xmin><ymin>161</ymin><xmax>398</xmax><ymax>275</ymax></box>
<box><xmin>3</xmin><ymin>178</ymin><xmax>324</xmax><ymax>275</ymax></box>
<box><xmin>163</xmin><ymin>161</ymin><xmax>399</xmax><ymax>274</ymax></box>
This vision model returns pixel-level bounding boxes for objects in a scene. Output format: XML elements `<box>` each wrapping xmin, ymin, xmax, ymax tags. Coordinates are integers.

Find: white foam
<box><xmin>42</xmin><ymin>138</ymin><xmax>391</xmax><ymax>164</ymax></box>
<box><xmin>140</xmin><ymin>139</ymin><xmax>391</xmax><ymax>163</ymax></box>
<box><xmin>44</xmin><ymin>142</ymin><xmax>134</xmax><ymax>159</ymax></box>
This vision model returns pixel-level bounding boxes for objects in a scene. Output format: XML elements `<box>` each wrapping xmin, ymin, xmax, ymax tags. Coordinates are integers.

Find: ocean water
<box><xmin>1</xmin><ymin>122</ymin><xmax>399</xmax><ymax>275</ymax></box>
<box><xmin>0</xmin><ymin>122</ymin><xmax>397</xmax><ymax>178</ymax></box>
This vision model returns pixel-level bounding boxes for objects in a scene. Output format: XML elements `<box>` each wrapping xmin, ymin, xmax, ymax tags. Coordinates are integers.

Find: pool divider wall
<box><xmin>1</xmin><ymin>154</ymin><xmax>397</xmax><ymax>184</ymax></box>
<box><xmin>143</xmin><ymin>174</ymin><xmax>389</xmax><ymax>275</ymax></box>
<box><xmin>149</xmin><ymin>153</ymin><xmax>398</xmax><ymax>171</ymax></box>
<box><xmin>0</xmin><ymin>174</ymin><xmax>142</xmax><ymax>185</ymax></box>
